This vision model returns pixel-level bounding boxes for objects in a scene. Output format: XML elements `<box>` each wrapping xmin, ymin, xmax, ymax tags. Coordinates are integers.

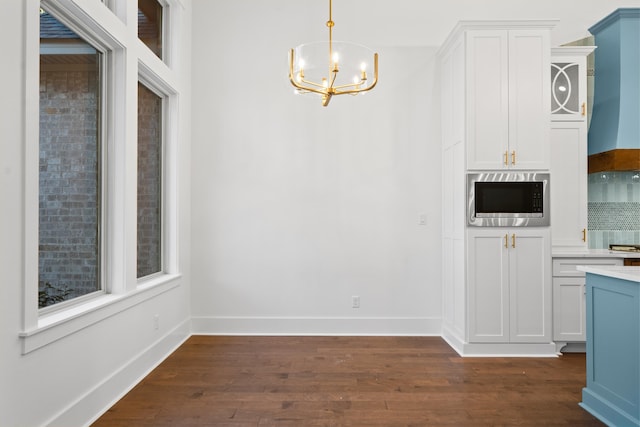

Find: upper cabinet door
<box><xmin>466</xmin><ymin>29</ymin><xmax>550</xmax><ymax>170</ymax></box>
<box><xmin>466</xmin><ymin>30</ymin><xmax>510</xmax><ymax>170</ymax></box>
<box><xmin>551</xmin><ymin>62</ymin><xmax>582</xmax><ymax>119</ymax></box>
<box><xmin>550</xmin><ymin>122</ymin><xmax>588</xmax><ymax>250</ymax></box>
<box><xmin>550</xmin><ymin>47</ymin><xmax>595</xmax><ymax>122</ymax></box>
<box><xmin>507</xmin><ymin>29</ymin><xmax>550</xmax><ymax>170</ymax></box>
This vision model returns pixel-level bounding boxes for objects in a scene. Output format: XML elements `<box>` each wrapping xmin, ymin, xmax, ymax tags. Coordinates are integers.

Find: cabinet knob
<box><xmin>581</xmin><ymin>102</ymin><xmax>586</xmax><ymax>116</ymax></box>
<box><xmin>504</xmin><ymin>234</ymin><xmax>508</xmax><ymax>248</ymax></box>
<box><xmin>582</xmin><ymin>228</ymin><xmax>587</xmax><ymax>242</ymax></box>
<box><xmin>504</xmin><ymin>151</ymin><xmax>508</xmax><ymax>166</ymax></box>
<box><xmin>512</xmin><ymin>233</ymin><xmax>516</xmax><ymax>248</ymax></box>
<box><xmin>511</xmin><ymin>151</ymin><xmax>516</xmax><ymax>165</ymax></box>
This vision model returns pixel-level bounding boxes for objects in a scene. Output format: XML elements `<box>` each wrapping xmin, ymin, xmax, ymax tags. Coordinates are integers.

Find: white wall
<box><xmin>0</xmin><ymin>2</ymin><xmax>192</xmax><ymax>426</ymax></box>
<box><xmin>190</xmin><ymin>0</ymin><xmax>440</xmax><ymax>335</ymax></box>
<box><xmin>189</xmin><ymin>0</ymin><xmax>640</xmax><ymax>335</ymax></box>
<box><xmin>191</xmin><ymin>42</ymin><xmax>442</xmax><ymax>333</ymax></box>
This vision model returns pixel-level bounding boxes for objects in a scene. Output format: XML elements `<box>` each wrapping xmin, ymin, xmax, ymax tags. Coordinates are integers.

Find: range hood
<box><xmin>588</xmin><ymin>8</ymin><xmax>640</xmax><ymax>173</ymax></box>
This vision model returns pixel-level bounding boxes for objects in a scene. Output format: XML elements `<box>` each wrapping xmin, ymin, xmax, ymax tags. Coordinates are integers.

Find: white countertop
<box><xmin>577</xmin><ymin>265</ymin><xmax>640</xmax><ymax>282</ymax></box>
<box><xmin>553</xmin><ymin>249</ymin><xmax>640</xmax><ymax>258</ymax></box>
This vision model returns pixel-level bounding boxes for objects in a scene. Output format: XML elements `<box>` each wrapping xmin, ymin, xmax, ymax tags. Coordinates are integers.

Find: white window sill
<box><xmin>20</xmin><ymin>274</ymin><xmax>181</xmax><ymax>354</ymax></box>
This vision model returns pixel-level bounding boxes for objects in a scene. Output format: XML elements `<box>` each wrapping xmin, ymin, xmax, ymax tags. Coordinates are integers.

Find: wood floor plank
<box><xmin>92</xmin><ymin>336</ymin><xmax>603</xmax><ymax>426</ymax></box>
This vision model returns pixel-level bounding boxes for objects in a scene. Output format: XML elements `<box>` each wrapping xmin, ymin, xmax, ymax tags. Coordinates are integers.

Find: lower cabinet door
<box><xmin>468</xmin><ymin>229</ymin><xmax>510</xmax><ymax>343</ymax></box>
<box><xmin>509</xmin><ymin>231</ymin><xmax>552</xmax><ymax>343</ymax></box>
<box><xmin>553</xmin><ymin>277</ymin><xmax>586</xmax><ymax>341</ymax></box>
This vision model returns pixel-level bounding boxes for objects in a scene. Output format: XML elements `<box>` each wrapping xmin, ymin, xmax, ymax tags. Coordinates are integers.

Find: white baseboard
<box><xmin>46</xmin><ymin>318</ymin><xmax>192</xmax><ymax>427</ymax></box>
<box><xmin>441</xmin><ymin>324</ymin><xmax>466</xmax><ymax>355</ymax></box>
<box><xmin>457</xmin><ymin>342</ymin><xmax>560</xmax><ymax>357</ymax></box>
<box><xmin>441</xmin><ymin>323</ymin><xmax>559</xmax><ymax>357</ymax></box>
<box><xmin>191</xmin><ymin>316</ymin><xmax>442</xmax><ymax>336</ymax></box>
<box><xmin>446</xmin><ymin>340</ymin><xmax>559</xmax><ymax>357</ymax></box>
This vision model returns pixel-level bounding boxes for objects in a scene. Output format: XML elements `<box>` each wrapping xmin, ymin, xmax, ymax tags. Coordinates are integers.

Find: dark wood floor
<box><xmin>92</xmin><ymin>336</ymin><xmax>603</xmax><ymax>426</ymax></box>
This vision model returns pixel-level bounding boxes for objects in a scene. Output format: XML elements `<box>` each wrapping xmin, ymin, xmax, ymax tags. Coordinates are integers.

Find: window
<box><xmin>138</xmin><ymin>0</ymin><xmax>164</xmax><ymax>59</ymax></box>
<box><xmin>137</xmin><ymin>82</ymin><xmax>163</xmax><ymax>278</ymax></box>
<box><xmin>39</xmin><ymin>8</ymin><xmax>104</xmax><ymax>308</ymax></box>
<box><xmin>22</xmin><ymin>0</ymin><xmax>182</xmax><ymax>353</ymax></box>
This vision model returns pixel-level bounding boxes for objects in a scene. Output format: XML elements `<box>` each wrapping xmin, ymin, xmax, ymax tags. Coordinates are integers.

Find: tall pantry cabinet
<box><xmin>550</xmin><ymin>46</ymin><xmax>598</xmax><ymax>346</ymax></box>
<box><xmin>440</xmin><ymin>21</ymin><xmax>557</xmax><ymax>356</ymax></box>
<box><xmin>549</xmin><ymin>46</ymin><xmax>595</xmax><ymax>250</ymax></box>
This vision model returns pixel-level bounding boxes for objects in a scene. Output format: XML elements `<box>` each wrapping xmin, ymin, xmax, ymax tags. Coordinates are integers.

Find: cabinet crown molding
<box><xmin>438</xmin><ymin>20</ymin><xmax>558</xmax><ymax>57</ymax></box>
<box><xmin>551</xmin><ymin>46</ymin><xmax>596</xmax><ymax>56</ymax></box>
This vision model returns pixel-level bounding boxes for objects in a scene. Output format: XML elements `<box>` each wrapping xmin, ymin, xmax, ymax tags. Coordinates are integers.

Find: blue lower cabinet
<box><xmin>580</xmin><ymin>273</ymin><xmax>640</xmax><ymax>427</ymax></box>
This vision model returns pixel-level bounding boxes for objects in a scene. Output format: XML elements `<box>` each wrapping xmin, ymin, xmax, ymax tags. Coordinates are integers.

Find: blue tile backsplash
<box><xmin>588</xmin><ymin>171</ymin><xmax>640</xmax><ymax>248</ymax></box>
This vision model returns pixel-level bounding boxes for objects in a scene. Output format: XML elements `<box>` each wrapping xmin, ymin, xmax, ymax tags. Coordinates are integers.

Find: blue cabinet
<box><xmin>580</xmin><ymin>270</ymin><xmax>640</xmax><ymax>426</ymax></box>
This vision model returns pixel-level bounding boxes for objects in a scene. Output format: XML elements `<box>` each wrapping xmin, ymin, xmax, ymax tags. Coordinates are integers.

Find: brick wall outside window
<box><xmin>39</xmin><ymin>64</ymin><xmax>100</xmax><ymax>305</ymax></box>
<box><xmin>137</xmin><ymin>83</ymin><xmax>162</xmax><ymax>278</ymax></box>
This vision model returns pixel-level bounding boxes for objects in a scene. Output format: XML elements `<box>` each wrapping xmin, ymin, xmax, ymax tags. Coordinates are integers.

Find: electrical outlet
<box><xmin>419</xmin><ymin>213</ymin><xmax>427</xmax><ymax>225</ymax></box>
<box><xmin>153</xmin><ymin>314</ymin><xmax>159</xmax><ymax>330</ymax></box>
<box><xmin>352</xmin><ymin>296</ymin><xmax>360</xmax><ymax>308</ymax></box>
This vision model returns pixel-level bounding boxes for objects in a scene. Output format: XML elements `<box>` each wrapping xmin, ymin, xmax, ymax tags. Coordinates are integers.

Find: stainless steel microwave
<box><xmin>467</xmin><ymin>172</ymin><xmax>550</xmax><ymax>227</ymax></box>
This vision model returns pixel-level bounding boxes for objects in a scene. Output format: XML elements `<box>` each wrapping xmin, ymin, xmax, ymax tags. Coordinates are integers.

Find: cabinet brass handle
<box><xmin>511</xmin><ymin>151</ymin><xmax>516</xmax><ymax>165</ymax></box>
<box><xmin>512</xmin><ymin>234</ymin><xmax>516</xmax><ymax>248</ymax></box>
<box><xmin>581</xmin><ymin>102</ymin><xmax>586</xmax><ymax>116</ymax></box>
<box><xmin>504</xmin><ymin>151</ymin><xmax>508</xmax><ymax>166</ymax></box>
<box><xmin>582</xmin><ymin>228</ymin><xmax>587</xmax><ymax>242</ymax></box>
<box><xmin>504</xmin><ymin>234</ymin><xmax>508</xmax><ymax>248</ymax></box>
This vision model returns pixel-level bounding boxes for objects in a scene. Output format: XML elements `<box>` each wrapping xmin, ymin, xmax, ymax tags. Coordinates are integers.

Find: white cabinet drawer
<box><xmin>552</xmin><ymin>257</ymin><xmax>623</xmax><ymax>277</ymax></box>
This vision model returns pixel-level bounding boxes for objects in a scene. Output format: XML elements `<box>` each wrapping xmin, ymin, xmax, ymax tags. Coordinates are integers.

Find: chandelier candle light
<box><xmin>289</xmin><ymin>0</ymin><xmax>378</xmax><ymax>106</ymax></box>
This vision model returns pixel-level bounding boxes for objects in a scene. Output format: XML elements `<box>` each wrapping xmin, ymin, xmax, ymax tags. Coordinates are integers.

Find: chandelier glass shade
<box><xmin>288</xmin><ymin>0</ymin><xmax>378</xmax><ymax>106</ymax></box>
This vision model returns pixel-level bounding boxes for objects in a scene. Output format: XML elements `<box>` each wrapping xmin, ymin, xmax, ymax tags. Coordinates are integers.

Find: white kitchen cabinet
<box><xmin>553</xmin><ymin>277</ymin><xmax>586</xmax><ymax>341</ymax></box>
<box><xmin>549</xmin><ymin>47</ymin><xmax>594</xmax><ymax>251</ymax></box>
<box><xmin>550</xmin><ymin>122</ymin><xmax>588</xmax><ymax>249</ymax></box>
<box><xmin>439</xmin><ymin>21</ymin><xmax>556</xmax><ymax>356</ymax></box>
<box><xmin>441</xmin><ymin>34</ymin><xmax>467</xmax><ymax>343</ymax></box>
<box><xmin>466</xmin><ymin>28</ymin><xmax>552</xmax><ymax>170</ymax></box>
<box><xmin>468</xmin><ymin>228</ymin><xmax>552</xmax><ymax>343</ymax></box>
<box><xmin>550</xmin><ymin>47</ymin><xmax>594</xmax><ymax>122</ymax></box>
<box><xmin>552</xmin><ymin>257</ymin><xmax>623</xmax><ymax>342</ymax></box>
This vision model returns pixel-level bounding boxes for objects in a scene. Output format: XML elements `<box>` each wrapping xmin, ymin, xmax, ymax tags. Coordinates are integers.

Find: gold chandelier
<box><xmin>288</xmin><ymin>0</ymin><xmax>379</xmax><ymax>107</ymax></box>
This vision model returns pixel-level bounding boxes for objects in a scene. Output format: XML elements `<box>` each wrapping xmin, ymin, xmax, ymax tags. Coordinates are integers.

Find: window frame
<box><xmin>21</xmin><ymin>0</ymin><xmax>183</xmax><ymax>354</ymax></box>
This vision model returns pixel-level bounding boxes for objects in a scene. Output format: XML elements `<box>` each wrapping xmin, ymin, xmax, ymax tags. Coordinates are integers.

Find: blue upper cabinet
<box><xmin>588</xmin><ymin>8</ymin><xmax>640</xmax><ymax>155</ymax></box>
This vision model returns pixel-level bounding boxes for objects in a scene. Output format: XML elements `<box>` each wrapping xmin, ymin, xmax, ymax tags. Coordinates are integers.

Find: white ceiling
<box><xmin>269</xmin><ymin>0</ymin><xmax>640</xmax><ymax>47</ymax></box>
